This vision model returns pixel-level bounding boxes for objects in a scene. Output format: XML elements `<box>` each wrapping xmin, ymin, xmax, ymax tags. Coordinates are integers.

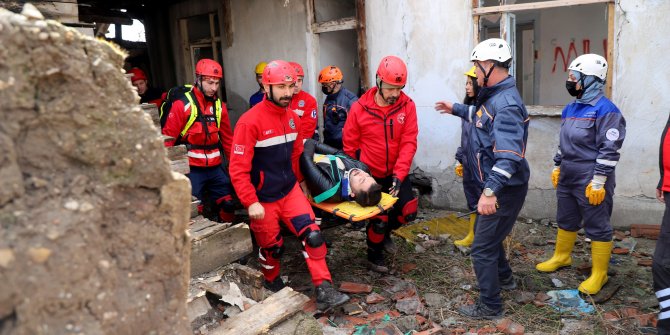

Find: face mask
<box><xmin>565</xmin><ymin>81</ymin><xmax>582</xmax><ymax>97</ymax></box>
<box><xmin>321</xmin><ymin>85</ymin><xmax>332</xmax><ymax>95</ymax></box>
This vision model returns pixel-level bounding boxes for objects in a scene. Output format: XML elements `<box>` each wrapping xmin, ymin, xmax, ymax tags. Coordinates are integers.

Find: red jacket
<box><xmin>229</xmin><ymin>97</ymin><xmax>305</xmax><ymax>208</ymax></box>
<box><xmin>162</xmin><ymin>86</ymin><xmax>233</xmax><ymax>167</ymax></box>
<box><xmin>290</xmin><ymin>90</ymin><xmax>318</xmax><ymax>141</ymax></box>
<box><xmin>343</xmin><ymin>87</ymin><xmax>418</xmax><ymax>182</ymax></box>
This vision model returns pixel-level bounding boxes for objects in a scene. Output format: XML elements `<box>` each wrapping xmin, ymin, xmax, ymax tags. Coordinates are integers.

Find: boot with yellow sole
<box><xmin>578</xmin><ymin>240</ymin><xmax>613</xmax><ymax>295</ymax></box>
<box><xmin>454</xmin><ymin>213</ymin><xmax>476</xmax><ymax>247</ymax></box>
<box><xmin>536</xmin><ymin>229</ymin><xmax>577</xmax><ymax>272</ymax></box>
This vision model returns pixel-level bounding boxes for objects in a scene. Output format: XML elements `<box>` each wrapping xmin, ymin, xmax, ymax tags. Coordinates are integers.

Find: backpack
<box><xmin>159</xmin><ymin>85</ymin><xmax>223</xmax><ymax>145</ymax></box>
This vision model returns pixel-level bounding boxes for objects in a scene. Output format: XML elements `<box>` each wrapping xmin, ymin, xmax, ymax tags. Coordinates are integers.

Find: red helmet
<box><xmin>289</xmin><ymin>62</ymin><xmax>304</xmax><ymax>77</ymax></box>
<box><xmin>318</xmin><ymin>66</ymin><xmax>343</xmax><ymax>83</ymax></box>
<box><xmin>128</xmin><ymin>67</ymin><xmax>147</xmax><ymax>82</ymax></box>
<box><xmin>262</xmin><ymin>60</ymin><xmax>296</xmax><ymax>85</ymax></box>
<box><xmin>376</xmin><ymin>56</ymin><xmax>407</xmax><ymax>86</ymax></box>
<box><xmin>195</xmin><ymin>58</ymin><xmax>223</xmax><ymax>78</ymax></box>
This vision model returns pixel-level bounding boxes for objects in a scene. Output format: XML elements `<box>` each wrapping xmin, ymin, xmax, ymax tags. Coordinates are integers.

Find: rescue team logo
<box><xmin>263</xmin><ymin>129</ymin><xmax>275</xmax><ymax>136</ymax></box>
<box><xmin>233</xmin><ymin>144</ymin><xmax>245</xmax><ymax>155</ymax></box>
<box><xmin>606</xmin><ymin>128</ymin><xmax>620</xmax><ymax>141</ymax></box>
<box><xmin>311</xmin><ymin>109</ymin><xmax>317</xmax><ymax>119</ymax></box>
<box><xmin>289</xmin><ymin>118</ymin><xmax>296</xmax><ymax>129</ymax></box>
<box><xmin>397</xmin><ymin>113</ymin><xmax>406</xmax><ymax>124</ymax></box>
<box><xmin>298</xmin><ymin>100</ymin><xmax>305</xmax><ymax>107</ymax></box>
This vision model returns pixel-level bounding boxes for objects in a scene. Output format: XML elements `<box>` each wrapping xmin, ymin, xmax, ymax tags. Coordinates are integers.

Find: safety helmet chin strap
<box><xmin>476</xmin><ymin>61</ymin><xmax>496</xmax><ymax>87</ymax></box>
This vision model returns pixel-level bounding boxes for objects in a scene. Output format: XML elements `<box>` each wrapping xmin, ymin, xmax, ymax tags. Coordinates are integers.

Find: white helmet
<box><xmin>470</xmin><ymin>38</ymin><xmax>512</xmax><ymax>63</ymax></box>
<box><xmin>568</xmin><ymin>54</ymin><xmax>608</xmax><ymax>81</ymax></box>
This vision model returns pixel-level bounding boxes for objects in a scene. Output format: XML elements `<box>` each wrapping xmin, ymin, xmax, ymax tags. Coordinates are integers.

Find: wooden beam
<box><xmin>472</xmin><ymin>0</ymin><xmax>480</xmax><ymax>45</ymax></box>
<box><xmin>472</xmin><ymin>0</ymin><xmax>613</xmax><ymax>15</ymax></box>
<box><xmin>312</xmin><ymin>16</ymin><xmax>357</xmax><ymax>34</ymax></box>
<box><xmin>605</xmin><ymin>1</ymin><xmax>614</xmax><ymax>98</ymax></box>
<box><xmin>355</xmin><ymin>0</ymin><xmax>369</xmax><ymax>92</ymax></box>
<box><xmin>212</xmin><ymin>287</ymin><xmax>310</xmax><ymax>335</ymax></box>
<box><xmin>190</xmin><ymin>222</ymin><xmax>253</xmax><ymax>276</ymax></box>
<box><xmin>222</xmin><ymin>0</ymin><xmax>233</xmax><ymax>47</ymax></box>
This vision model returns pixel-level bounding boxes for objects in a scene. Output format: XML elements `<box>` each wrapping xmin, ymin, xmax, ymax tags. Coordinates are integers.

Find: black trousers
<box><xmin>653</xmin><ymin>192</ymin><xmax>670</xmax><ymax>334</ymax></box>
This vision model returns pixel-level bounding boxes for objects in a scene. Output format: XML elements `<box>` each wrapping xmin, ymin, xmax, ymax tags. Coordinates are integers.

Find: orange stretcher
<box><xmin>309</xmin><ymin>192</ymin><xmax>398</xmax><ymax>222</ymax></box>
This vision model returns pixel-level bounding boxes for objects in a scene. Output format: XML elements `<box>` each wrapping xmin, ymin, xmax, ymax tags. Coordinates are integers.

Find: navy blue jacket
<box><xmin>554</xmin><ymin>94</ymin><xmax>625</xmax><ymax>185</ymax></box>
<box><xmin>453</xmin><ymin>76</ymin><xmax>530</xmax><ymax>194</ymax></box>
<box><xmin>323</xmin><ymin>87</ymin><xmax>358</xmax><ymax>149</ymax></box>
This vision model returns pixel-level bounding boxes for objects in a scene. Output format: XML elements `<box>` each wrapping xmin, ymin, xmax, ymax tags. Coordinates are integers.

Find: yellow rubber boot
<box><xmin>578</xmin><ymin>240</ymin><xmax>613</xmax><ymax>295</ymax></box>
<box><xmin>454</xmin><ymin>214</ymin><xmax>476</xmax><ymax>247</ymax></box>
<box><xmin>536</xmin><ymin>229</ymin><xmax>577</xmax><ymax>272</ymax></box>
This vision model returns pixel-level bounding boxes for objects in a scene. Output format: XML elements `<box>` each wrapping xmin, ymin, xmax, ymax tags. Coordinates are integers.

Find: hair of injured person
<box><xmin>349</xmin><ymin>168</ymin><xmax>383</xmax><ymax>207</ymax></box>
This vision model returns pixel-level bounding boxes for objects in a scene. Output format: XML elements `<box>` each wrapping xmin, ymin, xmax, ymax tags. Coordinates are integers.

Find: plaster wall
<box><xmin>365</xmin><ymin>0</ymin><xmax>668</xmax><ymax>227</ymax></box>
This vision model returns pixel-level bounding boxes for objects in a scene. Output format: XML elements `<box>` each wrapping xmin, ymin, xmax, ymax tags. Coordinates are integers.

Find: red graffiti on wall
<box><xmin>552</xmin><ymin>39</ymin><xmax>607</xmax><ymax>73</ymax></box>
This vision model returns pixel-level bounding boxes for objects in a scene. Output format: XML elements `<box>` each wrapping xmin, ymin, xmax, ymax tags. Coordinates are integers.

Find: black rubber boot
<box><xmin>315</xmin><ymin>281</ymin><xmax>350</xmax><ymax>310</ymax></box>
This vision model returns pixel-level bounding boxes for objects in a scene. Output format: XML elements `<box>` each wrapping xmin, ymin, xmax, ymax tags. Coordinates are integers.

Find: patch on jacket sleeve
<box><xmin>606</xmin><ymin>128</ymin><xmax>620</xmax><ymax>141</ymax></box>
<box><xmin>234</xmin><ymin>144</ymin><xmax>245</xmax><ymax>155</ymax></box>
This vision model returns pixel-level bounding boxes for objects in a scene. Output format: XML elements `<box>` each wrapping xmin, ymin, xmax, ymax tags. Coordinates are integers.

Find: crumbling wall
<box><xmin>0</xmin><ymin>6</ymin><xmax>191</xmax><ymax>335</ymax></box>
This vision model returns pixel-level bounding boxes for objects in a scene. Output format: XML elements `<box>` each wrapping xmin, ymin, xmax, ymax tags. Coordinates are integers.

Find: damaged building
<box><xmin>1</xmin><ymin>0</ymin><xmax>670</xmax><ymax>334</ymax></box>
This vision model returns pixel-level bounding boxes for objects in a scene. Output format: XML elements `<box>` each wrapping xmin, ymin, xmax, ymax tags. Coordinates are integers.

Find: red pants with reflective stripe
<box><xmin>250</xmin><ymin>183</ymin><xmax>332</xmax><ymax>286</ymax></box>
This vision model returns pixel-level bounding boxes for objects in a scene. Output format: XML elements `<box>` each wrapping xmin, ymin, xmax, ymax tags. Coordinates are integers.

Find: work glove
<box><xmin>585</xmin><ymin>175</ymin><xmax>607</xmax><ymax>206</ymax></box>
<box><xmin>455</xmin><ymin>162</ymin><xmax>463</xmax><ymax>178</ymax></box>
<box><xmin>389</xmin><ymin>175</ymin><xmax>402</xmax><ymax>197</ymax></box>
<box><xmin>551</xmin><ymin>166</ymin><xmax>560</xmax><ymax>189</ymax></box>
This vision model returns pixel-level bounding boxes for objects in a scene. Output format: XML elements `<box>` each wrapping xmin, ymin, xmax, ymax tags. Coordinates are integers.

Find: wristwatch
<box><xmin>483</xmin><ymin>188</ymin><xmax>495</xmax><ymax>197</ymax></box>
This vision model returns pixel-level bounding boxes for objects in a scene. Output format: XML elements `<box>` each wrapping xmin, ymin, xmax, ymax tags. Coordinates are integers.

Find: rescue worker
<box><xmin>300</xmin><ymin>138</ymin><xmax>382</xmax><ymax>206</ymax></box>
<box><xmin>229</xmin><ymin>60</ymin><xmax>349</xmax><ymax>310</ymax></box>
<box><xmin>318</xmin><ymin>65</ymin><xmax>358</xmax><ymax>149</ymax></box>
<box><xmin>343</xmin><ymin>56</ymin><xmax>418</xmax><ymax>273</ymax></box>
<box><xmin>435</xmin><ymin>38</ymin><xmax>530</xmax><ymax>319</ymax></box>
<box><xmin>128</xmin><ymin>67</ymin><xmax>163</xmax><ymax>106</ymax></box>
<box><xmin>536</xmin><ymin>54</ymin><xmax>626</xmax><ymax>296</ymax></box>
<box><xmin>249</xmin><ymin>61</ymin><xmax>267</xmax><ymax>108</ymax></box>
<box><xmin>289</xmin><ymin>62</ymin><xmax>319</xmax><ymax>141</ymax></box>
<box><xmin>655</xmin><ymin>113</ymin><xmax>670</xmax><ymax>335</ymax></box>
<box><xmin>454</xmin><ymin>66</ymin><xmax>482</xmax><ymax>247</ymax></box>
<box><xmin>162</xmin><ymin>59</ymin><xmax>236</xmax><ymax>223</ymax></box>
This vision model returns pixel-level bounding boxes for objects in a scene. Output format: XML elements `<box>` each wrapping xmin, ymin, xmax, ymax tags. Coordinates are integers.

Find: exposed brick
<box><xmin>496</xmin><ymin>318</ymin><xmax>524</xmax><ymax>335</ymax></box>
<box><xmin>339</xmin><ymin>281</ymin><xmax>373</xmax><ymax>294</ymax></box>
<box><xmin>343</xmin><ymin>315</ymin><xmax>368</xmax><ymax>326</ymax></box>
<box><xmin>401</xmin><ymin>263</ymin><xmax>417</xmax><ymax>273</ymax></box>
<box><xmin>392</xmin><ymin>286</ymin><xmax>417</xmax><ymax>301</ymax></box>
<box><xmin>630</xmin><ymin>224</ymin><xmax>661</xmax><ymax>240</ymax></box>
<box><xmin>612</xmin><ymin>247</ymin><xmax>630</xmax><ymax>255</ymax></box>
<box><xmin>415</xmin><ymin>314</ymin><xmax>427</xmax><ymax>325</ymax></box>
<box><xmin>366</xmin><ymin>292</ymin><xmax>386</xmax><ymax>304</ymax></box>
<box><xmin>603</xmin><ymin>312</ymin><xmax>619</xmax><ymax>322</ymax></box>
<box><xmin>302</xmin><ymin>297</ymin><xmax>317</xmax><ymax>313</ymax></box>
<box><xmin>637</xmin><ymin>259</ymin><xmax>653</xmax><ymax>267</ymax></box>
<box><xmin>477</xmin><ymin>326</ymin><xmax>497</xmax><ymax>334</ymax></box>
<box><xmin>413</xmin><ymin>326</ymin><xmax>443</xmax><ymax>335</ymax></box>
<box><xmin>452</xmin><ymin>328</ymin><xmax>466</xmax><ymax>335</ymax></box>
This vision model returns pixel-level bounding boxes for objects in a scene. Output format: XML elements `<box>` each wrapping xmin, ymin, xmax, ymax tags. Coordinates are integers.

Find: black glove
<box><xmin>389</xmin><ymin>175</ymin><xmax>402</xmax><ymax>196</ymax></box>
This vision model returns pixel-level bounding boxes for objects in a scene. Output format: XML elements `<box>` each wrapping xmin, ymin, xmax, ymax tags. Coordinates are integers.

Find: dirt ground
<box><xmin>264</xmin><ymin>207</ymin><xmax>660</xmax><ymax>334</ymax></box>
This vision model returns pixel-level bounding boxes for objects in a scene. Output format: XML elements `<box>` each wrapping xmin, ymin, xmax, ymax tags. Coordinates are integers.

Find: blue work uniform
<box><xmin>452</xmin><ymin>76</ymin><xmax>530</xmax><ymax>312</ymax></box>
<box><xmin>456</xmin><ymin>117</ymin><xmax>483</xmax><ymax>211</ymax></box>
<box><xmin>323</xmin><ymin>87</ymin><xmax>357</xmax><ymax>149</ymax></box>
<box><xmin>249</xmin><ymin>90</ymin><xmax>264</xmax><ymax>108</ymax></box>
<box><xmin>554</xmin><ymin>93</ymin><xmax>626</xmax><ymax>241</ymax></box>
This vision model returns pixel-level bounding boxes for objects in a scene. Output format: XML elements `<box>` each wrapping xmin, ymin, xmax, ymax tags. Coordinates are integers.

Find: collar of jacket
<box><xmin>476</xmin><ymin>75</ymin><xmax>516</xmax><ymax>105</ymax></box>
<box><xmin>261</xmin><ymin>96</ymin><xmax>291</xmax><ymax>114</ymax></box>
<box><xmin>357</xmin><ymin>86</ymin><xmax>409</xmax><ymax>113</ymax></box>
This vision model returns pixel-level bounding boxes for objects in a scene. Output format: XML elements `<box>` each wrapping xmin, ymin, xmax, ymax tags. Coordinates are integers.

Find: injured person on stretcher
<box><xmin>300</xmin><ymin>139</ymin><xmax>382</xmax><ymax>207</ymax></box>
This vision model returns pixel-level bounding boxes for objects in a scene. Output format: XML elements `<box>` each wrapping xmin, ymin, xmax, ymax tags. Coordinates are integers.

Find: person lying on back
<box><xmin>300</xmin><ymin>139</ymin><xmax>382</xmax><ymax>206</ymax></box>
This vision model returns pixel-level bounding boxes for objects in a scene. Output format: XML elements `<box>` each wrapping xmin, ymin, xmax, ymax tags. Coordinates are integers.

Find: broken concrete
<box><xmin>0</xmin><ymin>5</ymin><xmax>191</xmax><ymax>334</ymax></box>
